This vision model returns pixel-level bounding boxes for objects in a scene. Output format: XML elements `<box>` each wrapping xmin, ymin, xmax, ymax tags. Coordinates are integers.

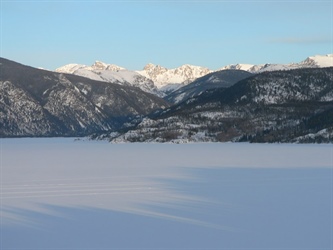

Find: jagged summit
<box><xmin>142</xmin><ymin>63</ymin><xmax>167</xmax><ymax>75</ymax></box>
<box><xmin>91</xmin><ymin>60</ymin><xmax>108</xmax><ymax>70</ymax></box>
<box><xmin>137</xmin><ymin>64</ymin><xmax>212</xmax><ymax>88</ymax></box>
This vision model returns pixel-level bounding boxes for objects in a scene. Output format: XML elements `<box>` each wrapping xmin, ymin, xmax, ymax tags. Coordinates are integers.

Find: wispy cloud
<box><xmin>268</xmin><ymin>36</ymin><xmax>332</xmax><ymax>44</ymax></box>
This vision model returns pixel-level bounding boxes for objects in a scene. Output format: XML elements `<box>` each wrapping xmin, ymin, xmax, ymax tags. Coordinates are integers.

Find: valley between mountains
<box><xmin>1</xmin><ymin>54</ymin><xmax>332</xmax><ymax>143</ymax></box>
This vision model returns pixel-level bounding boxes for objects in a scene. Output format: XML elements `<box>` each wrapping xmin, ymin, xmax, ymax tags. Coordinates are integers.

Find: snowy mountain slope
<box><xmin>56</xmin><ymin>62</ymin><xmax>159</xmax><ymax>95</ymax></box>
<box><xmin>0</xmin><ymin>57</ymin><xmax>168</xmax><ymax>137</ymax></box>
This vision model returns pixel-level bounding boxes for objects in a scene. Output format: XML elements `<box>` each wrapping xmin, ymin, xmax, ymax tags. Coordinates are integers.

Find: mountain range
<box><xmin>56</xmin><ymin>54</ymin><xmax>333</xmax><ymax>98</ymax></box>
<box><xmin>1</xmin><ymin>54</ymin><xmax>333</xmax><ymax>142</ymax></box>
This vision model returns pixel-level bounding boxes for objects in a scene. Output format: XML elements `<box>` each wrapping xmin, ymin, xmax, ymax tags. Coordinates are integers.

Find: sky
<box><xmin>1</xmin><ymin>0</ymin><xmax>332</xmax><ymax>70</ymax></box>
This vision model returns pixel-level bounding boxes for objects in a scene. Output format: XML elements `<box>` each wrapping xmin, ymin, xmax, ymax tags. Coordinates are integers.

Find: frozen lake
<box><xmin>1</xmin><ymin>138</ymin><xmax>332</xmax><ymax>249</ymax></box>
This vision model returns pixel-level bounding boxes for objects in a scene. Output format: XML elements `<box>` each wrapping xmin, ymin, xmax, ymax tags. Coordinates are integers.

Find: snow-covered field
<box><xmin>1</xmin><ymin>138</ymin><xmax>332</xmax><ymax>249</ymax></box>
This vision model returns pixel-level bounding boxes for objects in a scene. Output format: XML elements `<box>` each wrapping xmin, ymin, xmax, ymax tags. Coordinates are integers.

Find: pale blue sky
<box><xmin>1</xmin><ymin>0</ymin><xmax>332</xmax><ymax>70</ymax></box>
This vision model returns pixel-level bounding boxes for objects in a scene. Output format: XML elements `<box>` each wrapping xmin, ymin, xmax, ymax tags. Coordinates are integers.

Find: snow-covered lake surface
<box><xmin>1</xmin><ymin>138</ymin><xmax>332</xmax><ymax>249</ymax></box>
